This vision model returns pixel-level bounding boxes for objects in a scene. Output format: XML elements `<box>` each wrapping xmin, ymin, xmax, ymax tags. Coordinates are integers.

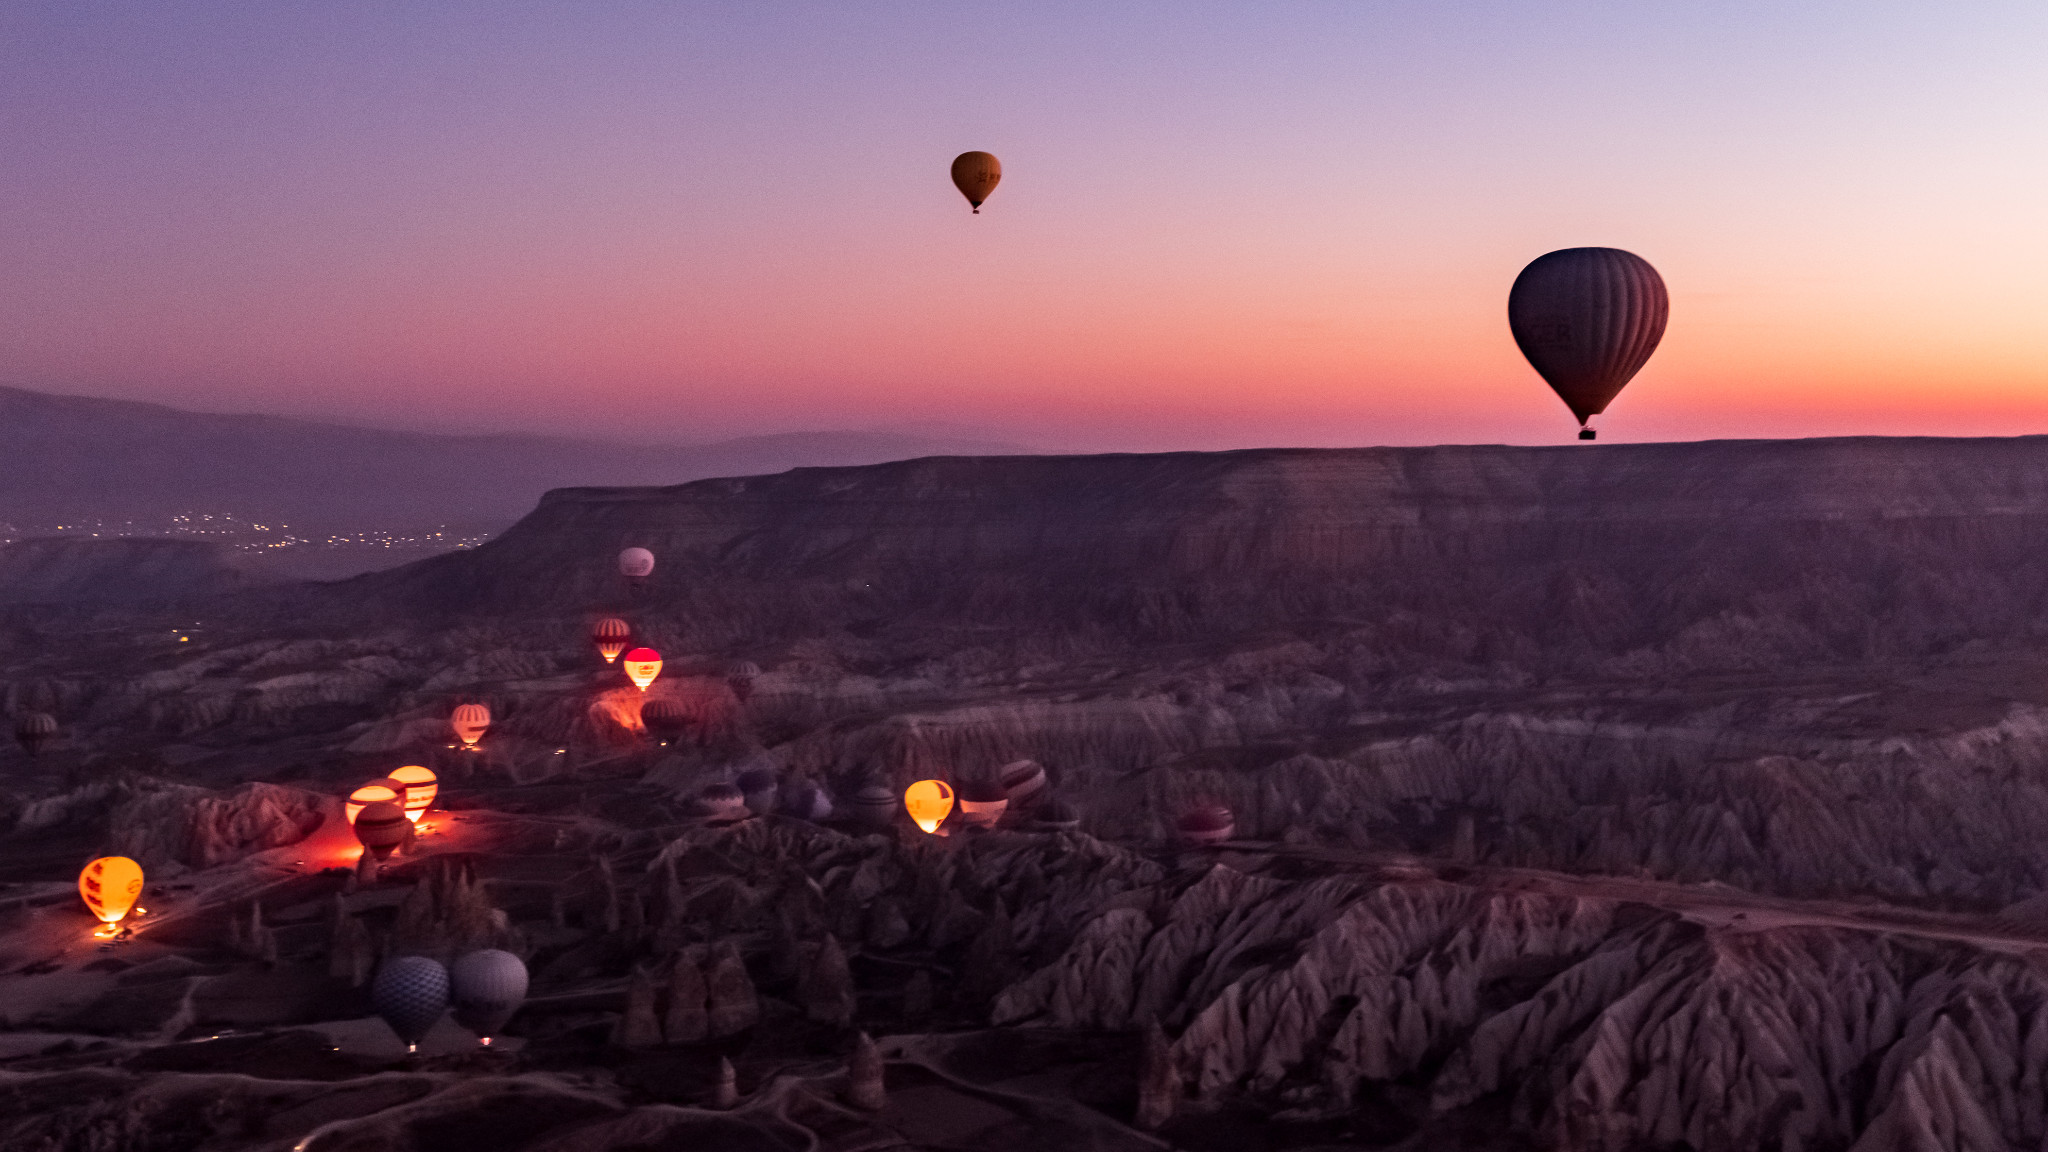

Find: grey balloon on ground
<box><xmin>450</xmin><ymin>949</ymin><xmax>529</xmax><ymax>1041</ymax></box>
<box><xmin>1507</xmin><ymin>247</ymin><xmax>1668</xmax><ymax>439</ymax></box>
<box><xmin>372</xmin><ymin>954</ymin><xmax>451</xmax><ymax>1051</ymax></box>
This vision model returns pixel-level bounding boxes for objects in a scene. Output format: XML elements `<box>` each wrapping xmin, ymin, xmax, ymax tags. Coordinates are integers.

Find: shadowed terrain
<box><xmin>5</xmin><ymin>437</ymin><xmax>2048</xmax><ymax>1150</ymax></box>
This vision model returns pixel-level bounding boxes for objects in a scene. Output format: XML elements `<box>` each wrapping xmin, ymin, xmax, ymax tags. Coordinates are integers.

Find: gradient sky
<box><xmin>1</xmin><ymin>1</ymin><xmax>2044</xmax><ymax>450</ymax></box>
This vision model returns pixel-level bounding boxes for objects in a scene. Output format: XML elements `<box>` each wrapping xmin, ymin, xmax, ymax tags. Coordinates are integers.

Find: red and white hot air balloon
<box><xmin>622</xmin><ymin>648</ymin><xmax>663</xmax><ymax>692</ymax></box>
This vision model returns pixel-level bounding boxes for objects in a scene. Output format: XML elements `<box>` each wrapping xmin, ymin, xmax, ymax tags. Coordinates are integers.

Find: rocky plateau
<box><xmin>7</xmin><ymin>438</ymin><xmax>2048</xmax><ymax>1150</ymax></box>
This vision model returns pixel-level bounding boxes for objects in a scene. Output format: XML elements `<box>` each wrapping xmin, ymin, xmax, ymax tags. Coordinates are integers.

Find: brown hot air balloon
<box><xmin>1507</xmin><ymin>247</ymin><xmax>1668</xmax><ymax>440</ymax></box>
<box><xmin>951</xmin><ymin>151</ymin><xmax>1001</xmax><ymax>214</ymax></box>
<box><xmin>641</xmin><ymin>696</ymin><xmax>689</xmax><ymax>742</ymax></box>
<box><xmin>14</xmin><ymin>712</ymin><xmax>57</xmax><ymax>757</ymax></box>
<box><xmin>353</xmin><ymin>800</ymin><xmax>409</xmax><ymax>860</ymax></box>
<box><xmin>956</xmin><ymin>779</ymin><xmax>1008</xmax><ymax>830</ymax></box>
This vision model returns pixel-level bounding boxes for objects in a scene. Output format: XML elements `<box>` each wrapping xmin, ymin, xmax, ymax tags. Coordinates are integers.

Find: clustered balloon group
<box><xmin>45</xmin><ymin>496</ymin><xmax>1256</xmax><ymax>1054</ymax></box>
<box><xmin>29</xmin><ymin>153</ymin><xmax>1663</xmax><ymax>1057</ymax></box>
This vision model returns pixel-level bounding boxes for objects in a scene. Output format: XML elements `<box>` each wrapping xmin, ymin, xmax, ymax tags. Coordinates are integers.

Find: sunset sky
<box><xmin>1</xmin><ymin>2</ymin><xmax>2043</xmax><ymax>450</ymax></box>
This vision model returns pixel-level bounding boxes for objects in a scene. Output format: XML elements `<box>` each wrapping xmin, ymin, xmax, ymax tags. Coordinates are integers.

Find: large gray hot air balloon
<box><xmin>450</xmin><ymin>949</ymin><xmax>529</xmax><ymax>1045</ymax></box>
<box><xmin>1507</xmin><ymin>247</ymin><xmax>1668</xmax><ymax>440</ymax></box>
<box><xmin>372</xmin><ymin>955</ymin><xmax>450</xmax><ymax>1053</ymax></box>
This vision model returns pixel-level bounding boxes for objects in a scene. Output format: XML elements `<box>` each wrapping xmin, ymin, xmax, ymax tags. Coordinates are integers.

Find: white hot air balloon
<box><xmin>451</xmin><ymin>949</ymin><xmax>529</xmax><ymax>1045</ymax></box>
<box><xmin>618</xmin><ymin>547</ymin><xmax>656</xmax><ymax>589</ymax></box>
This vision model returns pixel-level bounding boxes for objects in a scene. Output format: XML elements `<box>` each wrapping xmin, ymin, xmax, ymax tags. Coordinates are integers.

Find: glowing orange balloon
<box><xmin>388</xmin><ymin>765</ymin><xmax>438</xmax><ymax>823</ymax></box>
<box><xmin>592</xmin><ymin>617</ymin><xmax>631</xmax><ymax>664</ymax></box>
<box><xmin>451</xmin><ymin>704</ymin><xmax>491</xmax><ymax>747</ymax></box>
<box><xmin>622</xmin><ymin>647</ymin><xmax>663</xmax><ymax>692</ymax></box>
<box><xmin>903</xmin><ymin>779</ymin><xmax>955</xmax><ymax>834</ymax></box>
<box><xmin>346</xmin><ymin>780</ymin><xmax>402</xmax><ymax>825</ymax></box>
<box><xmin>79</xmin><ymin>856</ymin><xmax>144</xmax><ymax>924</ymax></box>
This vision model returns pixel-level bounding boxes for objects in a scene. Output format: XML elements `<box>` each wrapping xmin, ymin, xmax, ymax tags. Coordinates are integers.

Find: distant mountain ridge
<box><xmin>330</xmin><ymin>436</ymin><xmax>2048</xmax><ymax>673</ymax></box>
<box><xmin>0</xmin><ymin>385</ymin><xmax>1027</xmax><ymax>533</ymax></box>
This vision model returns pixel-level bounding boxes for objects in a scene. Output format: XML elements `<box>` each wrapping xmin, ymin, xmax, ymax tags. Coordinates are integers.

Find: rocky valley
<box><xmin>6</xmin><ymin>437</ymin><xmax>2048</xmax><ymax>1150</ymax></box>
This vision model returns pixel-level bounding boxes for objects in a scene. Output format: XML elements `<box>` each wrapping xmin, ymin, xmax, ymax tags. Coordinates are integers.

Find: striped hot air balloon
<box><xmin>853</xmin><ymin>783</ymin><xmax>898</xmax><ymax>829</ymax></box>
<box><xmin>353</xmin><ymin>801</ymin><xmax>409</xmax><ymax>860</ymax></box>
<box><xmin>451</xmin><ymin>704</ymin><xmax>491</xmax><ymax>748</ymax></box>
<box><xmin>345</xmin><ymin>780</ymin><xmax>402</xmax><ymax>825</ymax></box>
<box><xmin>592</xmin><ymin>617</ymin><xmax>631</xmax><ymax>664</ymax></box>
<box><xmin>387</xmin><ymin>765</ymin><xmax>437</xmax><ymax>823</ymax></box>
<box><xmin>14</xmin><ymin>712</ymin><xmax>57</xmax><ymax>757</ymax></box>
<box><xmin>1507</xmin><ymin>247</ymin><xmax>1668</xmax><ymax>440</ymax></box>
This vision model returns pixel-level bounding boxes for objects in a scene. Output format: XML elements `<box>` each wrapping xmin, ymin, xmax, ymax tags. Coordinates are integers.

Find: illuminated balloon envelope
<box><xmin>903</xmin><ymin>779</ymin><xmax>955</xmax><ymax>834</ymax></box>
<box><xmin>951</xmin><ymin>151</ymin><xmax>1001</xmax><ymax>213</ymax></box>
<box><xmin>451</xmin><ymin>704</ymin><xmax>491</xmax><ymax>748</ymax></box>
<box><xmin>387</xmin><ymin>765</ymin><xmax>438</xmax><ymax>823</ymax></box>
<box><xmin>14</xmin><ymin>711</ymin><xmax>57</xmax><ymax>757</ymax></box>
<box><xmin>79</xmin><ymin>856</ymin><xmax>144</xmax><ymax>925</ymax></box>
<box><xmin>354</xmin><ymin>801</ymin><xmax>410</xmax><ymax>860</ymax></box>
<box><xmin>1506</xmin><ymin>247</ymin><xmax>1668</xmax><ymax>440</ymax></box>
<box><xmin>346</xmin><ymin>781</ymin><xmax>402</xmax><ymax>825</ymax></box>
<box><xmin>592</xmin><ymin>617</ymin><xmax>631</xmax><ymax>664</ymax></box>
<box><xmin>619</xmin><ymin>547</ymin><xmax>656</xmax><ymax>585</ymax></box>
<box><xmin>622</xmin><ymin>648</ymin><xmax>663</xmax><ymax>692</ymax></box>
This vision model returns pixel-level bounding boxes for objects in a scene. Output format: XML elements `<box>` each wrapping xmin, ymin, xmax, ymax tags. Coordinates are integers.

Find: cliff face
<box><xmin>17</xmin><ymin>438</ymin><xmax>2048</xmax><ymax>1151</ymax></box>
<box><xmin>341</xmin><ymin>437</ymin><xmax>2048</xmax><ymax>670</ymax></box>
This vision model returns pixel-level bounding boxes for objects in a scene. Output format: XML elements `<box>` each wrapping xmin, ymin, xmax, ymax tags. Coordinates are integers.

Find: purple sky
<box><xmin>1</xmin><ymin>2</ymin><xmax>2043</xmax><ymax>449</ymax></box>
